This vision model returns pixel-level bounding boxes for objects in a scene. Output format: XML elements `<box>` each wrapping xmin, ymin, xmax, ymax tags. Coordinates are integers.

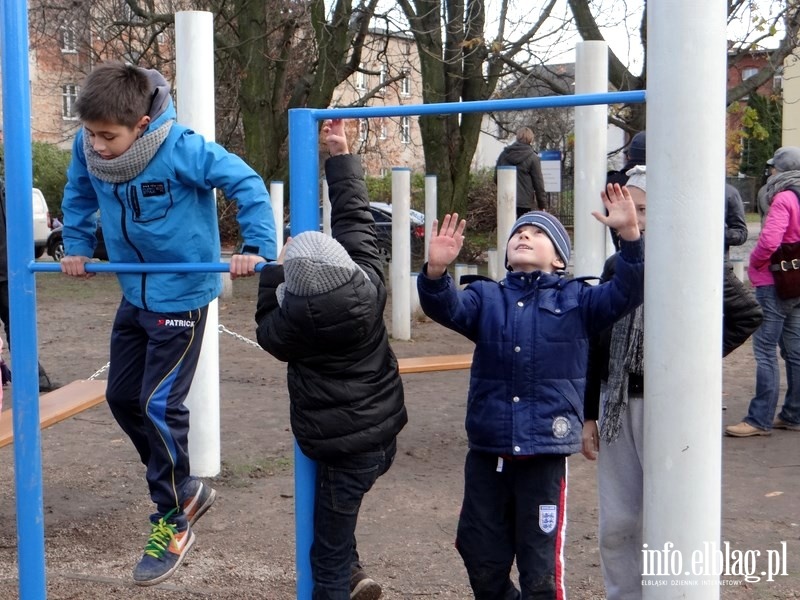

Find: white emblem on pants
<box><xmin>539</xmin><ymin>504</ymin><xmax>557</xmax><ymax>533</ymax></box>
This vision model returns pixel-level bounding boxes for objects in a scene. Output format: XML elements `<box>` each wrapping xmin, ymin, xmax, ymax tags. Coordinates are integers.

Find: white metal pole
<box><xmin>391</xmin><ymin>168</ymin><xmax>411</xmax><ymax>340</ymax></box>
<box><xmin>454</xmin><ymin>264</ymin><xmax>468</xmax><ymax>289</ymax></box>
<box><xmin>496</xmin><ymin>166</ymin><xmax>516</xmax><ymax>278</ymax></box>
<box><xmin>643</xmin><ymin>2</ymin><xmax>725</xmax><ymax>597</ymax></box>
<box><xmin>321</xmin><ymin>178</ymin><xmax>331</xmax><ymax>236</ymax></box>
<box><xmin>424</xmin><ymin>174</ymin><xmax>437</xmax><ymax>262</ymax></box>
<box><xmin>573</xmin><ymin>41</ymin><xmax>608</xmax><ymax>278</ymax></box>
<box><xmin>175</xmin><ymin>11</ymin><xmax>220</xmax><ymax>477</ymax></box>
<box><xmin>270</xmin><ymin>181</ymin><xmax>284</xmax><ymax>255</ymax></box>
<box><xmin>410</xmin><ymin>273</ymin><xmax>421</xmax><ymax>317</ymax></box>
<box><xmin>487</xmin><ymin>249</ymin><xmax>498</xmax><ymax>281</ymax></box>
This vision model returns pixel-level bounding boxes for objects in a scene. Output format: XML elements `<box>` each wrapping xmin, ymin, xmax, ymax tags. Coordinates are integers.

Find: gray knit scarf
<box><xmin>767</xmin><ymin>171</ymin><xmax>800</xmax><ymax>203</ymax></box>
<box><xmin>83</xmin><ymin>120</ymin><xmax>173</xmax><ymax>183</ymax></box>
<box><xmin>600</xmin><ymin>304</ymin><xmax>645</xmax><ymax>443</ymax></box>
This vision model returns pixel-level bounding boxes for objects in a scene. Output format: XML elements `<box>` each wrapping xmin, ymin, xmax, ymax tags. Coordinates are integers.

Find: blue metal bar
<box><xmin>306</xmin><ymin>90</ymin><xmax>645</xmax><ymax>120</ymax></box>
<box><xmin>283</xmin><ymin>87</ymin><xmax>647</xmax><ymax>600</ymax></box>
<box><xmin>30</xmin><ymin>262</ymin><xmax>266</xmax><ymax>273</ymax></box>
<box><xmin>0</xmin><ymin>0</ymin><xmax>47</xmax><ymax>598</ymax></box>
<box><xmin>288</xmin><ymin>109</ymin><xmax>319</xmax><ymax>600</ymax></box>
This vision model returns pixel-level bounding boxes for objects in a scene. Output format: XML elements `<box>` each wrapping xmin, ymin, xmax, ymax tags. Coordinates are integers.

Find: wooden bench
<box><xmin>0</xmin><ymin>379</ymin><xmax>107</xmax><ymax>449</ymax></box>
<box><xmin>0</xmin><ymin>359</ymin><xmax>470</xmax><ymax>448</ymax></box>
<box><xmin>397</xmin><ymin>353</ymin><xmax>472</xmax><ymax>374</ymax></box>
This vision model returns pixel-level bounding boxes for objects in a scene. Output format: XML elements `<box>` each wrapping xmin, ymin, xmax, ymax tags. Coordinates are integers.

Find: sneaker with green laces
<box><xmin>133</xmin><ymin>509</ymin><xmax>195</xmax><ymax>586</ymax></box>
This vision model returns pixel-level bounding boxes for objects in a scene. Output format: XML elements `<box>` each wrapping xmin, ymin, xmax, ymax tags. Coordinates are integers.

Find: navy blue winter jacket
<box><xmin>417</xmin><ymin>239</ymin><xmax>644</xmax><ymax>456</ymax></box>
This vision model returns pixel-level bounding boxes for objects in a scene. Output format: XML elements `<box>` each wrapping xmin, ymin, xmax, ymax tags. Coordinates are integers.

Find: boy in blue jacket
<box><xmin>60</xmin><ymin>62</ymin><xmax>276</xmax><ymax>586</ymax></box>
<box><xmin>417</xmin><ymin>186</ymin><xmax>643</xmax><ymax>599</ymax></box>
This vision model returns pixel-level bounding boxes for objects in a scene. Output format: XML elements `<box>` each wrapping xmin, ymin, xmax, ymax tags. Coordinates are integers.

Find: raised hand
<box><xmin>593</xmin><ymin>183</ymin><xmax>640</xmax><ymax>242</ymax></box>
<box><xmin>426</xmin><ymin>213</ymin><xmax>467</xmax><ymax>278</ymax></box>
<box><xmin>321</xmin><ymin>119</ymin><xmax>349</xmax><ymax>156</ymax></box>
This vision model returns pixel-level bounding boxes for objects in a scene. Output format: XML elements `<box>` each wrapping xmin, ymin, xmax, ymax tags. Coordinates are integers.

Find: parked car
<box><xmin>283</xmin><ymin>202</ymin><xmax>425</xmax><ymax>262</ymax></box>
<box><xmin>32</xmin><ymin>188</ymin><xmax>50</xmax><ymax>258</ymax></box>
<box><xmin>46</xmin><ymin>221</ymin><xmax>108</xmax><ymax>262</ymax></box>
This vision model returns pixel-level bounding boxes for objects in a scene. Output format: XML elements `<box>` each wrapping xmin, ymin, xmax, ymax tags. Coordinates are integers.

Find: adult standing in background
<box><xmin>724</xmin><ymin>183</ymin><xmax>748</xmax><ymax>259</ymax></box>
<box><xmin>726</xmin><ymin>146</ymin><xmax>800</xmax><ymax>437</ymax></box>
<box><xmin>607</xmin><ymin>131</ymin><xmax>646</xmax><ymax>188</ymax></box>
<box><xmin>496</xmin><ymin>127</ymin><xmax>547</xmax><ymax>216</ymax></box>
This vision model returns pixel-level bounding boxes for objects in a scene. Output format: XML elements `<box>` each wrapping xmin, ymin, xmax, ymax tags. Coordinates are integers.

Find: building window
<box><xmin>60</xmin><ymin>24</ymin><xmax>78</xmax><ymax>53</ymax></box>
<box><xmin>742</xmin><ymin>67</ymin><xmax>758</xmax><ymax>80</ymax></box>
<box><xmin>356</xmin><ymin>63</ymin><xmax>367</xmax><ymax>90</ymax></box>
<box><xmin>62</xmin><ymin>84</ymin><xmax>79</xmax><ymax>120</ymax></box>
<box><xmin>774</xmin><ymin>74</ymin><xmax>783</xmax><ymax>90</ymax></box>
<box><xmin>358</xmin><ymin>118</ymin><xmax>368</xmax><ymax>141</ymax></box>
<box><xmin>400</xmin><ymin>71</ymin><xmax>411</xmax><ymax>96</ymax></box>
<box><xmin>400</xmin><ymin>117</ymin><xmax>410</xmax><ymax>144</ymax></box>
<box><xmin>379</xmin><ymin>119</ymin><xmax>387</xmax><ymax>140</ymax></box>
<box><xmin>379</xmin><ymin>63</ymin><xmax>387</xmax><ymax>86</ymax></box>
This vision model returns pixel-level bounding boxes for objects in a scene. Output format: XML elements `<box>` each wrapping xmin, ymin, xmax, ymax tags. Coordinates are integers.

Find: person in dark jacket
<box><xmin>725</xmin><ymin>183</ymin><xmax>748</xmax><ymax>259</ymax></box>
<box><xmin>0</xmin><ymin>179</ymin><xmax>56</xmax><ymax>391</ymax></box>
<box><xmin>417</xmin><ymin>184</ymin><xmax>643</xmax><ymax>599</ymax></box>
<box><xmin>255</xmin><ymin>119</ymin><xmax>406</xmax><ymax>600</ymax></box>
<box><xmin>606</xmin><ymin>131</ymin><xmax>646</xmax><ymax>188</ymax></box>
<box><xmin>606</xmin><ymin>131</ymin><xmax>646</xmax><ymax>250</ymax></box>
<box><xmin>496</xmin><ymin>127</ymin><xmax>548</xmax><ymax>215</ymax></box>
<box><xmin>581</xmin><ymin>168</ymin><xmax>762</xmax><ymax>600</ymax></box>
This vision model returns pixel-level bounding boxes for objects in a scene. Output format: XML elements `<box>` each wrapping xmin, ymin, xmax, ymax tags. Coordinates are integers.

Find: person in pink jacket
<box><xmin>726</xmin><ymin>146</ymin><xmax>800</xmax><ymax>437</ymax></box>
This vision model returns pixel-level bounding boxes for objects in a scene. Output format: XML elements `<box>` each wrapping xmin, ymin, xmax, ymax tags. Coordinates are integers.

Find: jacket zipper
<box><xmin>114</xmin><ymin>183</ymin><xmax>149</xmax><ymax>310</ymax></box>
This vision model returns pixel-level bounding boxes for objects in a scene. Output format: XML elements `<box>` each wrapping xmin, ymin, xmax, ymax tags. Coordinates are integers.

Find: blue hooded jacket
<box><xmin>418</xmin><ymin>239</ymin><xmax>644</xmax><ymax>456</ymax></box>
<box><xmin>62</xmin><ymin>69</ymin><xmax>275</xmax><ymax>312</ymax></box>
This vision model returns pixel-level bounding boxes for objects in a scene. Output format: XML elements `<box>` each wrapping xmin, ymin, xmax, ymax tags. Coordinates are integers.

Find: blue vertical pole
<box><xmin>0</xmin><ymin>0</ymin><xmax>48</xmax><ymax>598</ymax></box>
<box><xmin>288</xmin><ymin>108</ymin><xmax>319</xmax><ymax>600</ymax></box>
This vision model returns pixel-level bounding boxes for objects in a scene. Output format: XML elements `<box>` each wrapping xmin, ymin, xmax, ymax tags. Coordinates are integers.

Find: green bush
<box><xmin>0</xmin><ymin>142</ymin><xmax>72</xmax><ymax>218</ymax></box>
<box><xmin>32</xmin><ymin>142</ymin><xmax>71</xmax><ymax>217</ymax></box>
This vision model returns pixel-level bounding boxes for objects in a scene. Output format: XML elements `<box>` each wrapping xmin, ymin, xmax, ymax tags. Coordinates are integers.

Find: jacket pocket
<box><xmin>538</xmin><ymin>293</ymin><xmax>582</xmax><ymax>342</ymax></box>
<box><xmin>131</xmin><ymin>181</ymin><xmax>173</xmax><ymax>223</ymax></box>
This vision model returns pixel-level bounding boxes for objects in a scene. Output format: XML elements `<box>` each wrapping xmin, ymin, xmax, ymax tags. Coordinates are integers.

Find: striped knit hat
<box><xmin>507</xmin><ymin>211</ymin><xmax>571</xmax><ymax>270</ymax></box>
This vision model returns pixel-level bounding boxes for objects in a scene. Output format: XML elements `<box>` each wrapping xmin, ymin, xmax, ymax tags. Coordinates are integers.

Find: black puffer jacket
<box><xmin>496</xmin><ymin>142</ymin><xmax>547</xmax><ymax>210</ymax></box>
<box><xmin>584</xmin><ymin>254</ymin><xmax>763</xmax><ymax>421</ymax></box>
<box><xmin>254</xmin><ymin>155</ymin><xmax>407</xmax><ymax>460</ymax></box>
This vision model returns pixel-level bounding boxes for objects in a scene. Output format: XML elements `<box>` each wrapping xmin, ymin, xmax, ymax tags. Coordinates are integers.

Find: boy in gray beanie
<box><xmin>255</xmin><ymin>119</ymin><xmax>406</xmax><ymax>600</ymax></box>
<box><xmin>417</xmin><ymin>183</ymin><xmax>644</xmax><ymax>599</ymax></box>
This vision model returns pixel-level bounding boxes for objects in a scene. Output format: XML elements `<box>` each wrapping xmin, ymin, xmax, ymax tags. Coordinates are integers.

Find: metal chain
<box><xmin>218</xmin><ymin>323</ymin><xmax>262</xmax><ymax>349</ymax></box>
<box><xmin>88</xmin><ymin>362</ymin><xmax>110</xmax><ymax>381</ymax></box>
<box><xmin>85</xmin><ymin>323</ymin><xmax>260</xmax><ymax>380</ymax></box>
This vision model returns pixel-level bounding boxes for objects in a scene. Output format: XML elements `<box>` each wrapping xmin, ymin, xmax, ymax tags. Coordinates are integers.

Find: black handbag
<box><xmin>769</xmin><ymin>240</ymin><xmax>800</xmax><ymax>299</ymax></box>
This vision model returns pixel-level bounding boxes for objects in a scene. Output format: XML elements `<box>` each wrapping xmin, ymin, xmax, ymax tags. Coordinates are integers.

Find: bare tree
<box><xmin>27</xmin><ymin>0</ymin><xmax>387</xmax><ymax>187</ymax></box>
<box><xmin>568</xmin><ymin>0</ymin><xmax>800</xmax><ymax>133</ymax></box>
<box><xmin>392</xmin><ymin>0</ymin><xmax>570</xmax><ymax>214</ymax></box>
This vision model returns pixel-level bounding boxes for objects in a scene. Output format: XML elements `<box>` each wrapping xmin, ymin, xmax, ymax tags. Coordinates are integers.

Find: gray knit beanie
<box><xmin>281</xmin><ymin>231</ymin><xmax>359</xmax><ymax>298</ymax></box>
<box><xmin>506</xmin><ymin>211</ymin><xmax>571</xmax><ymax>269</ymax></box>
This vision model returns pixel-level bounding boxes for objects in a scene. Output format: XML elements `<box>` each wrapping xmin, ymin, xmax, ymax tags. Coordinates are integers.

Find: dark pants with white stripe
<box><xmin>456</xmin><ymin>450</ymin><xmax>567</xmax><ymax>600</ymax></box>
<box><xmin>105</xmin><ymin>297</ymin><xmax>207</xmax><ymax>525</ymax></box>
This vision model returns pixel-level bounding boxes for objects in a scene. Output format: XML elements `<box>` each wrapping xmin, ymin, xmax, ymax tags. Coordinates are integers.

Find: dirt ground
<box><xmin>0</xmin><ymin>263</ymin><xmax>798</xmax><ymax>599</ymax></box>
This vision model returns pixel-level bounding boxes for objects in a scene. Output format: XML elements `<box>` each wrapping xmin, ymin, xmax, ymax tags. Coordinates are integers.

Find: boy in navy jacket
<box><xmin>417</xmin><ymin>186</ymin><xmax>643</xmax><ymax>599</ymax></box>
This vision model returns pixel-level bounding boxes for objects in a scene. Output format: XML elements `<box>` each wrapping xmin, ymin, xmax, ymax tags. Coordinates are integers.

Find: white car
<box><xmin>32</xmin><ymin>188</ymin><xmax>50</xmax><ymax>258</ymax></box>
